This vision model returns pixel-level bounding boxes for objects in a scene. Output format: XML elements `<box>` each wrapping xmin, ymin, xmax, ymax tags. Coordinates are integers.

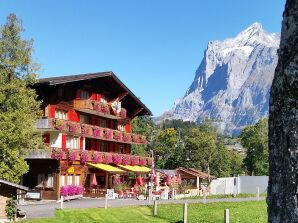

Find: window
<box><xmin>60</xmin><ymin>175</ymin><xmax>65</xmax><ymax>186</ymax></box>
<box><xmin>100</xmin><ymin>142</ymin><xmax>108</xmax><ymax>152</ymax></box>
<box><xmin>46</xmin><ymin>174</ymin><xmax>54</xmax><ymax>188</ymax></box>
<box><xmin>120</xmin><ymin>145</ymin><xmax>126</xmax><ymax>154</ymax></box>
<box><xmin>37</xmin><ymin>174</ymin><xmax>45</xmax><ymax>188</ymax></box>
<box><xmin>80</xmin><ymin>114</ymin><xmax>89</xmax><ymax>124</ymax></box>
<box><xmin>75</xmin><ymin>175</ymin><xmax>80</xmax><ymax>186</ymax></box>
<box><xmin>117</xmin><ymin>124</ymin><xmax>125</xmax><ymax>132</ymax></box>
<box><xmin>55</xmin><ymin>109</ymin><xmax>67</xmax><ymax>120</ymax></box>
<box><xmin>100</xmin><ymin>119</ymin><xmax>107</xmax><ymax>128</ymax></box>
<box><xmin>67</xmin><ymin>175</ymin><xmax>73</xmax><ymax>185</ymax></box>
<box><xmin>80</xmin><ymin>90</ymin><xmax>90</xmax><ymax>99</ymax></box>
<box><xmin>66</xmin><ymin>136</ymin><xmax>79</xmax><ymax>149</ymax></box>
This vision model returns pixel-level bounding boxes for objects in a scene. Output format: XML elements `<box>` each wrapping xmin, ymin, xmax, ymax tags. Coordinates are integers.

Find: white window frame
<box><xmin>55</xmin><ymin>109</ymin><xmax>68</xmax><ymax>120</ymax></box>
<box><xmin>67</xmin><ymin>175</ymin><xmax>73</xmax><ymax>185</ymax></box>
<box><xmin>117</xmin><ymin>124</ymin><xmax>125</xmax><ymax>132</ymax></box>
<box><xmin>61</xmin><ymin>175</ymin><xmax>65</xmax><ymax>186</ymax></box>
<box><xmin>46</xmin><ymin>174</ymin><xmax>54</xmax><ymax>188</ymax></box>
<box><xmin>66</xmin><ymin>136</ymin><xmax>79</xmax><ymax>149</ymax></box>
<box><xmin>75</xmin><ymin>175</ymin><xmax>80</xmax><ymax>186</ymax></box>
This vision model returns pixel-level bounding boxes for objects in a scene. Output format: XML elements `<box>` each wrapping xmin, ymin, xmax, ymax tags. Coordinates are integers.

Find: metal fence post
<box><xmin>148</xmin><ymin>188</ymin><xmax>152</xmax><ymax>205</ymax></box>
<box><xmin>153</xmin><ymin>200</ymin><xmax>158</xmax><ymax>216</ymax></box>
<box><xmin>60</xmin><ymin>196</ymin><xmax>64</xmax><ymax>209</ymax></box>
<box><xmin>105</xmin><ymin>194</ymin><xmax>108</xmax><ymax>209</ymax></box>
<box><xmin>224</xmin><ymin>209</ymin><xmax>229</xmax><ymax>223</ymax></box>
<box><xmin>257</xmin><ymin>186</ymin><xmax>260</xmax><ymax>201</ymax></box>
<box><xmin>183</xmin><ymin>202</ymin><xmax>188</xmax><ymax>223</ymax></box>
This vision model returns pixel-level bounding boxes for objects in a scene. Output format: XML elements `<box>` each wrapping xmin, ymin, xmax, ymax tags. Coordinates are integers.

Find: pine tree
<box><xmin>0</xmin><ymin>14</ymin><xmax>42</xmax><ymax>183</ymax></box>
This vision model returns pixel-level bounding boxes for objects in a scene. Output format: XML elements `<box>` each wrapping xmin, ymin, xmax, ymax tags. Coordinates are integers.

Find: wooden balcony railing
<box><xmin>73</xmin><ymin>99</ymin><xmax>127</xmax><ymax>120</ymax></box>
<box><xmin>35</xmin><ymin>118</ymin><xmax>147</xmax><ymax>145</ymax></box>
<box><xmin>50</xmin><ymin>148</ymin><xmax>153</xmax><ymax>167</ymax></box>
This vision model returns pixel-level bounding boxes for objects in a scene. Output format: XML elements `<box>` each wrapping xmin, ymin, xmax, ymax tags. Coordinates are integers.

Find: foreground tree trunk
<box><xmin>267</xmin><ymin>0</ymin><xmax>298</xmax><ymax>222</ymax></box>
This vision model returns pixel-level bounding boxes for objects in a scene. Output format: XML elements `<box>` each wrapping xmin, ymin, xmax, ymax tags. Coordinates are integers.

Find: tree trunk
<box><xmin>267</xmin><ymin>0</ymin><xmax>298</xmax><ymax>222</ymax></box>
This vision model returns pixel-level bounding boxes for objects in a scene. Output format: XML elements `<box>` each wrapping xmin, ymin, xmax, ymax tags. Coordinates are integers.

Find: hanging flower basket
<box><xmin>81</xmin><ymin>124</ymin><xmax>93</xmax><ymax>135</ymax></box>
<box><xmin>54</xmin><ymin>119</ymin><xmax>68</xmax><ymax>131</ymax></box>
<box><xmin>101</xmin><ymin>102</ymin><xmax>110</xmax><ymax>114</ymax></box>
<box><xmin>93</xmin><ymin>127</ymin><xmax>102</xmax><ymax>137</ymax></box>
<box><xmin>130</xmin><ymin>155</ymin><xmax>140</xmax><ymax>166</ymax></box>
<box><xmin>94</xmin><ymin>101</ymin><xmax>102</xmax><ymax>112</ymax></box>
<box><xmin>103</xmin><ymin>129</ymin><xmax>113</xmax><ymax>139</ymax></box>
<box><xmin>120</xmin><ymin>108</ymin><xmax>127</xmax><ymax>119</ymax></box>
<box><xmin>122</xmin><ymin>133</ymin><xmax>131</xmax><ymax>142</ymax></box>
<box><xmin>80</xmin><ymin>151</ymin><xmax>89</xmax><ymax>164</ymax></box>
<box><xmin>68</xmin><ymin>122</ymin><xmax>81</xmax><ymax>134</ymax></box>
<box><xmin>132</xmin><ymin>134</ymin><xmax>141</xmax><ymax>143</ymax></box>
<box><xmin>122</xmin><ymin>155</ymin><xmax>130</xmax><ymax>166</ymax></box>
<box><xmin>103</xmin><ymin>153</ymin><xmax>113</xmax><ymax>164</ymax></box>
<box><xmin>139</xmin><ymin>158</ymin><xmax>147</xmax><ymax>166</ymax></box>
<box><xmin>68</xmin><ymin>149</ymin><xmax>76</xmax><ymax>163</ymax></box>
<box><xmin>113</xmin><ymin>154</ymin><xmax>122</xmax><ymax>165</ymax></box>
<box><xmin>113</xmin><ymin>130</ymin><xmax>122</xmax><ymax>141</ymax></box>
<box><xmin>91</xmin><ymin>152</ymin><xmax>102</xmax><ymax>164</ymax></box>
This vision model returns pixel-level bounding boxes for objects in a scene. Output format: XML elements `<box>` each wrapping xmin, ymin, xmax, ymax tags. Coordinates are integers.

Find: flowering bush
<box><xmin>121</xmin><ymin>155</ymin><xmax>130</xmax><ymax>166</ymax></box>
<box><xmin>68</xmin><ymin>149</ymin><xmax>76</xmax><ymax>163</ymax></box>
<box><xmin>130</xmin><ymin>156</ymin><xmax>139</xmax><ymax>166</ymax></box>
<box><xmin>93</xmin><ymin>127</ymin><xmax>102</xmax><ymax>137</ymax></box>
<box><xmin>54</xmin><ymin>119</ymin><xmax>68</xmax><ymax>131</ymax></box>
<box><xmin>81</xmin><ymin>124</ymin><xmax>93</xmax><ymax>135</ymax></box>
<box><xmin>113</xmin><ymin>131</ymin><xmax>122</xmax><ymax>141</ymax></box>
<box><xmin>113</xmin><ymin>154</ymin><xmax>122</xmax><ymax>165</ymax></box>
<box><xmin>91</xmin><ymin>152</ymin><xmax>102</xmax><ymax>164</ymax></box>
<box><xmin>101</xmin><ymin>102</ymin><xmax>110</xmax><ymax>114</ymax></box>
<box><xmin>139</xmin><ymin>158</ymin><xmax>147</xmax><ymax>166</ymax></box>
<box><xmin>103</xmin><ymin>153</ymin><xmax>113</xmax><ymax>164</ymax></box>
<box><xmin>51</xmin><ymin>148</ymin><xmax>64</xmax><ymax>160</ymax></box>
<box><xmin>68</xmin><ymin>122</ymin><xmax>81</xmax><ymax>134</ymax></box>
<box><xmin>120</xmin><ymin>108</ymin><xmax>127</xmax><ymax>119</ymax></box>
<box><xmin>103</xmin><ymin>129</ymin><xmax>113</xmax><ymax>139</ymax></box>
<box><xmin>80</xmin><ymin>151</ymin><xmax>89</xmax><ymax>164</ymax></box>
<box><xmin>122</xmin><ymin>133</ymin><xmax>131</xmax><ymax>142</ymax></box>
<box><xmin>132</xmin><ymin>134</ymin><xmax>140</xmax><ymax>143</ymax></box>
<box><xmin>60</xmin><ymin>185</ymin><xmax>84</xmax><ymax>197</ymax></box>
<box><xmin>94</xmin><ymin>101</ymin><xmax>102</xmax><ymax>112</ymax></box>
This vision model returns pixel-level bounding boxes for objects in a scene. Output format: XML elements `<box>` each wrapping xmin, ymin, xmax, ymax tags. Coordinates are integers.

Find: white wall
<box><xmin>50</xmin><ymin>133</ymin><xmax>62</xmax><ymax>148</ymax></box>
<box><xmin>210</xmin><ymin>176</ymin><xmax>268</xmax><ymax>195</ymax></box>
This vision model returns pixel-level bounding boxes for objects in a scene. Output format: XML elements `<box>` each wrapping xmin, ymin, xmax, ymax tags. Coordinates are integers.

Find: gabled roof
<box><xmin>0</xmin><ymin>179</ymin><xmax>29</xmax><ymax>191</ymax></box>
<box><xmin>176</xmin><ymin>167</ymin><xmax>216</xmax><ymax>179</ymax></box>
<box><xmin>36</xmin><ymin>71</ymin><xmax>152</xmax><ymax>116</ymax></box>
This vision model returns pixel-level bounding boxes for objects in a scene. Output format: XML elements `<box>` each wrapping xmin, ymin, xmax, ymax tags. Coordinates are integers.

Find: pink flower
<box><xmin>103</xmin><ymin>153</ymin><xmax>113</xmax><ymax>164</ymax></box>
<box><xmin>122</xmin><ymin>155</ymin><xmax>130</xmax><ymax>166</ymax></box>
<box><xmin>123</xmin><ymin>133</ymin><xmax>131</xmax><ymax>142</ymax></box>
<box><xmin>120</xmin><ymin>108</ymin><xmax>127</xmax><ymax>119</ymax></box>
<box><xmin>130</xmin><ymin>155</ymin><xmax>139</xmax><ymax>166</ymax></box>
<box><xmin>113</xmin><ymin>154</ymin><xmax>122</xmax><ymax>165</ymax></box>
<box><xmin>132</xmin><ymin>134</ymin><xmax>140</xmax><ymax>143</ymax></box>
<box><xmin>68</xmin><ymin>150</ymin><xmax>76</xmax><ymax>163</ymax></box>
<box><xmin>60</xmin><ymin>186</ymin><xmax>68</xmax><ymax>197</ymax></box>
<box><xmin>51</xmin><ymin>148</ymin><xmax>64</xmax><ymax>160</ymax></box>
<box><xmin>104</xmin><ymin>129</ymin><xmax>113</xmax><ymax>139</ymax></box>
<box><xmin>92</xmin><ymin>152</ymin><xmax>102</xmax><ymax>164</ymax></box>
<box><xmin>139</xmin><ymin>158</ymin><xmax>147</xmax><ymax>166</ymax></box>
<box><xmin>80</xmin><ymin>151</ymin><xmax>89</xmax><ymax>164</ymax></box>
<box><xmin>93</xmin><ymin>127</ymin><xmax>102</xmax><ymax>137</ymax></box>
<box><xmin>113</xmin><ymin>131</ymin><xmax>122</xmax><ymax>141</ymax></box>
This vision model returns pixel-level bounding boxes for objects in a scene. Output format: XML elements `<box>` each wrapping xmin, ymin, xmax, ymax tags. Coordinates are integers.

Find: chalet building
<box><xmin>22</xmin><ymin>72</ymin><xmax>152</xmax><ymax>200</ymax></box>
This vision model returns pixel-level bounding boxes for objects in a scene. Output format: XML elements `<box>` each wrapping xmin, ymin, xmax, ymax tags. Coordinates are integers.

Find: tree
<box><xmin>0</xmin><ymin>14</ymin><xmax>41</xmax><ymax>183</ymax></box>
<box><xmin>267</xmin><ymin>0</ymin><xmax>298</xmax><ymax>221</ymax></box>
<box><xmin>240</xmin><ymin>118</ymin><xmax>268</xmax><ymax>176</ymax></box>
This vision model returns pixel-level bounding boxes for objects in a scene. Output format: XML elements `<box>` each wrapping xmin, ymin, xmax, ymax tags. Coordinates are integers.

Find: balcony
<box><xmin>73</xmin><ymin>100</ymin><xmax>127</xmax><ymax>120</ymax></box>
<box><xmin>35</xmin><ymin>118</ymin><xmax>147</xmax><ymax>145</ymax></box>
<box><xmin>50</xmin><ymin>148</ymin><xmax>153</xmax><ymax>167</ymax></box>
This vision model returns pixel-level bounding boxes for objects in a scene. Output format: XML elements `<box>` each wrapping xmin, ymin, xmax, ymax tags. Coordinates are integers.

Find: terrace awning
<box><xmin>118</xmin><ymin>165</ymin><xmax>151</xmax><ymax>173</ymax></box>
<box><xmin>88</xmin><ymin>163</ymin><xmax>125</xmax><ymax>173</ymax></box>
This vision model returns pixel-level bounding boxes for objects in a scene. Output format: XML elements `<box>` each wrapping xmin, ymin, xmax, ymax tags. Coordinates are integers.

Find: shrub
<box><xmin>51</xmin><ymin>148</ymin><xmax>64</xmax><ymax>160</ymax></box>
<box><xmin>5</xmin><ymin>196</ymin><xmax>16</xmax><ymax>221</ymax></box>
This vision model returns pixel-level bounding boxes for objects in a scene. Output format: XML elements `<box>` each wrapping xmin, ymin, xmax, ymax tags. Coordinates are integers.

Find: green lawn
<box><xmin>22</xmin><ymin>201</ymin><xmax>267</xmax><ymax>223</ymax></box>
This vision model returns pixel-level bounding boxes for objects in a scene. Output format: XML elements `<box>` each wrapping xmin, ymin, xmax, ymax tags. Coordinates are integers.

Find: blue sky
<box><xmin>0</xmin><ymin>0</ymin><xmax>285</xmax><ymax>116</ymax></box>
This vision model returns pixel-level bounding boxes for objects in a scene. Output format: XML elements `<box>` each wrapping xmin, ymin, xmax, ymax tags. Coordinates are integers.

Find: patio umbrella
<box><xmin>136</xmin><ymin>175</ymin><xmax>144</xmax><ymax>186</ymax></box>
<box><xmin>91</xmin><ymin>173</ymin><xmax>98</xmax><ymax>186</ymax></box>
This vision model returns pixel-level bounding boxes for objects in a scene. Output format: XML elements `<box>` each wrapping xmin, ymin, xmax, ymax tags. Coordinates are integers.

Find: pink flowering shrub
<box><xmin>80</xmin><ymin>151</ymin><xmax>89</xmax><ymax>164</ymax></box>
<box><xmin>51</xmin><ymin>148</ymin><xmax>64</xmax><ymax>160</ymax></box>
<box><xmin>113</xmin><ymin>131</ymin><xmax>122</xmax><ymax>141</ymax></box>
<box><xmin>122</xmin><ymin>155</ymin><xmax>130</xmax><ymax>166</ymax></box>
<box><xmin>60</xmin><ymin>185</ymin><xmax>84</xmax><ymax>197</ymax></box>
<box><xmin>68</xmin><ymin>149</ymin><xmax>76</xmax><ymax>163</ymax></box>
<box><xmin>94</xmin><ymin>101</ymin><xmax>102</xmax><ymax>112</ymax></box>
<box><xmin>54</xmin><ymin>119</ymin><xmax>68</xmax><ymax>131</ymax></box>
<box><xmin>60</xmin><ymin>186</ymin><xmax>68</xmax><ymax>197</ymax></box>
<box><xmin>81</xmin><ymin>124</ymin><xmax>93</xmax><ymax>135</ymax></box>
<box><xmin>113</xmin><ymin>154</ymin><xmax>122</xmax><ymax>165</ymax></box>
<box><xmin>68</xmin><ymin>185</ymin><xmax>76</xmax><ymax>196</ymax></box>
<box><xmin>93</xmin><ymin>127</ymin><xmax>102</xmax><ymax>137</ymax></box>
<box><xmin>130</xmin><ymin>156</ymin><xmax>139</xmax><ymax>166</ymax></box>
<box><xmin>103</xmin><ymin>129</ymin><xmax>113</xmax><ymax>139</ymax></box>
<box><xmin>103</xmin><ymin>153</ymin><xmax>113</xmax><ymax>164</ymax></box>
<box><xmin>120</xmin><ymin>108</ymin><xmax>127</xmax><ymax>119</ymax></box>
<box><xmin>92</xmin><ymin>152</ymin><xmax>102</xmax><ymax>164</ymax></box>
<box><xmin>68</xmin><ymin>122</ymin><xmax>81</xmax><ymax>134</ymax></box>
<box><xmin>139</xmin><ymin>158</ymin><xmax>147</xmax><ymax>166</ymax></box>
<box><xmin>122</xmin><ymin>133</ymin><xmax>131</xmax><ymax>142</ymax></box>
<box><xmin>101</xmin><ymin>102</ymin><xmax>110</xmax><ymax>114</ymax></box>
<box><xmin>132</xmin><ymin>134</ymin><xmax>140</xmax><ymax>143</ymax></box>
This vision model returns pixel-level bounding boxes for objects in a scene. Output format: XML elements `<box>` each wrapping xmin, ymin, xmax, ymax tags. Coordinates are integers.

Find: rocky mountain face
<box><xmin>158</xmin><ymin>23</ymin><xmax>280</xmax><ymax>135</ymax></box>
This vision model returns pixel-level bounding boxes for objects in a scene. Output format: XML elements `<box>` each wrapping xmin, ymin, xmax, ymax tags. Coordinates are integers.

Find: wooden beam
<box><xmin>131</xmin><ymin>107</ymin><xmax>144</xmax><ymax>118</ymax></box>
<box><xmin>118</xmin><ymin>92</ymin><xmax>129</xmax><ymax>101</ymax></box>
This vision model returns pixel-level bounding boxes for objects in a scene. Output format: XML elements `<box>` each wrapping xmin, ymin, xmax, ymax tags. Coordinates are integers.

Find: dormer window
<box><xmin>80</xmin><ymin>90</ymin><xmax>90</xmax><ymax>100</ymax></box>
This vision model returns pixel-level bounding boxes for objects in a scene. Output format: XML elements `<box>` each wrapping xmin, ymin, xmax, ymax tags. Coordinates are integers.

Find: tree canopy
<box><xmin>0</xmin><ymin>14</ymin><xmax>41</xmax><ymax>183</ymax></box>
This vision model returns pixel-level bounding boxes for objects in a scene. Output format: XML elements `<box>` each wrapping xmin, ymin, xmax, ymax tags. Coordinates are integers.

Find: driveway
<box><xmin>19</xmin><ymin>197</ymin><xmax>265</xmax><ymax>219</ymax></box>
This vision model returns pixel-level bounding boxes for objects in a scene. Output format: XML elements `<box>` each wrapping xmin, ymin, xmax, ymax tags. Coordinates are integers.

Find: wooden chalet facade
<box><xmin>22</xmin><ymin>72</ymin><xmax>152</xmax><ymax>200</ymax></box>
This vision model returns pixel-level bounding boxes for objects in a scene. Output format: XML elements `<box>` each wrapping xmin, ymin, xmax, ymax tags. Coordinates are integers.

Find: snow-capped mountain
<box><xmin>158</xmin><ymin>23</ymin><xmax>280</xmax><ymax>135</ymax></box>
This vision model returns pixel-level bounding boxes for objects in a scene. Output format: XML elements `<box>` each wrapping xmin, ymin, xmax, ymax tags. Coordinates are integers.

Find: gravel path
<box><xmin>18</xmin><ymin>197</ymin><xmax>265</xmax><ymax>219</ymax></box>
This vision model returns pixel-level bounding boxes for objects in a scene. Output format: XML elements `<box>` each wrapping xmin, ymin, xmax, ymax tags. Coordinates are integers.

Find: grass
<box><xmin>22</xmin><ymin>201</ymin><xmax>267</xmax><ymax>223</ymax></box>
<box><xmin>181</xmin><ymin>193</ymin><xmax>267</xmax><ymax>200</ymax></box>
